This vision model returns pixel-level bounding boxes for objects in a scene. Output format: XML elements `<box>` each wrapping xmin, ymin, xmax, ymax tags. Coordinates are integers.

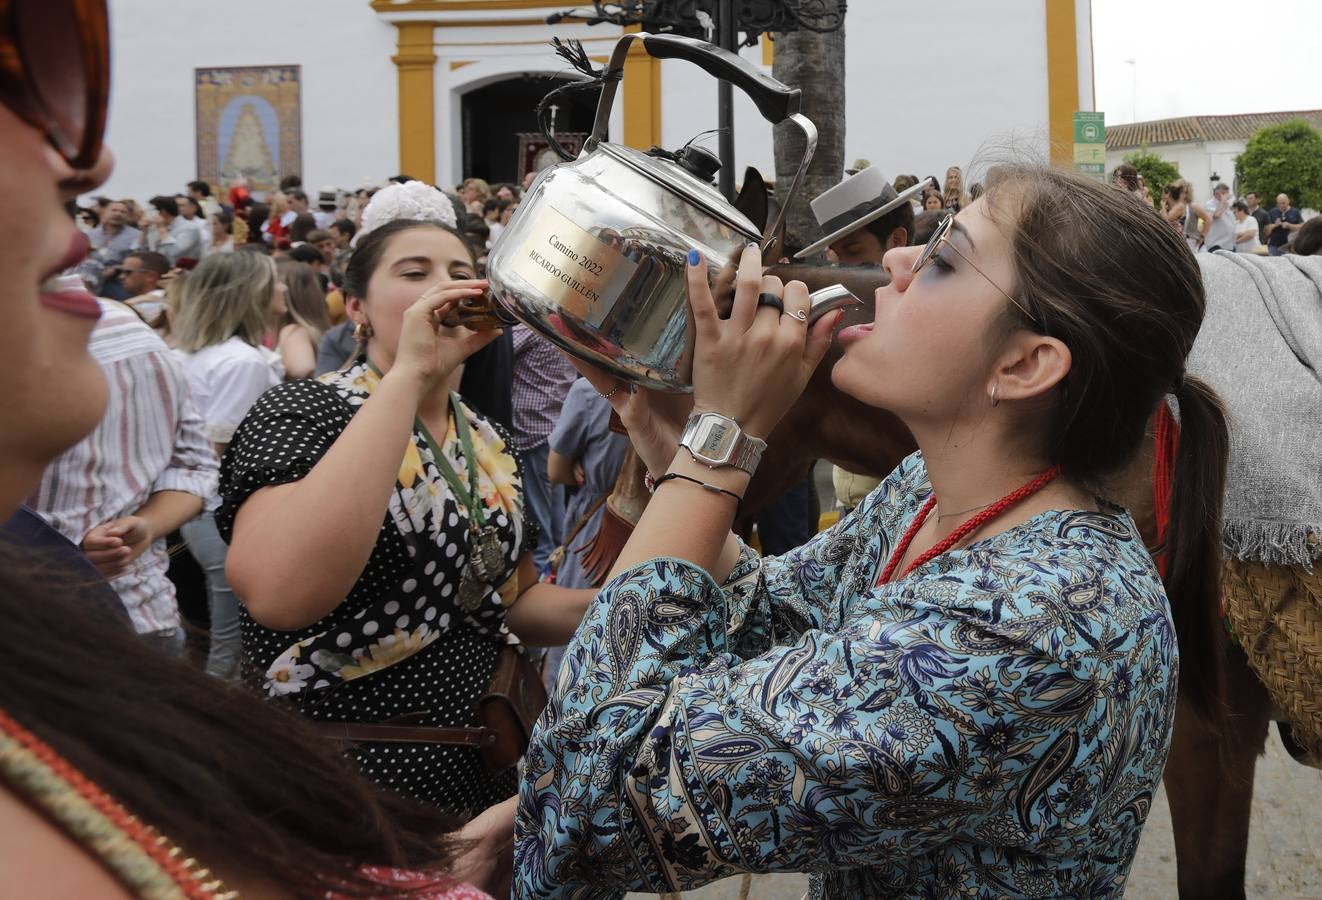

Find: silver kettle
<box><xmin>485</xmin><ymin>32</ymin><xmax>853</xmax><ymax>392</ymax></box>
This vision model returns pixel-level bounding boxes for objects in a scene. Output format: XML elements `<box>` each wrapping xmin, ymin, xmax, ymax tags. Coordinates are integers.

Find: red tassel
<box><xmin>1152</xmin><ymin>403</ymin><xmax>1179</xmax><ymax>578</ymax></box>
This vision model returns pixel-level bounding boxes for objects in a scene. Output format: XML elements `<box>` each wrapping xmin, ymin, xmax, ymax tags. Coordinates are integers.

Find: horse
<box><xmin>565</xmin><ymin>173</ymin><xmax>1300</xmax><ymax>899</ymax></box>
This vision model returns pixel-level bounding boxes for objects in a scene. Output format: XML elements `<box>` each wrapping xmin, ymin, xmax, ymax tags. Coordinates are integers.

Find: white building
<box><xmin>99</xmin><ymin>0</ymin><xmax>1095</xmax><ymax>202</ymax></box>
<box><xmin>1105</xmin><ymin>109</ymin><xmax>1322</xmax><ymax>204</ymax></box>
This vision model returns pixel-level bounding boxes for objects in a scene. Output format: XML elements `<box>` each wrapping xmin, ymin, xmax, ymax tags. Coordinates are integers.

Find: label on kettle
<box><xmin>507</xmin><ymin>205</ymin><xmax>639</xmax><ymax>318</ymax></box>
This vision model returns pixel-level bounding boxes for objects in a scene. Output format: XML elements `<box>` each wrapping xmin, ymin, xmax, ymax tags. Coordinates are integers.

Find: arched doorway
<box><xmin>460</xmin><ymin>74</ymin><xmax>597</xmax><ymax>184</ymax></box>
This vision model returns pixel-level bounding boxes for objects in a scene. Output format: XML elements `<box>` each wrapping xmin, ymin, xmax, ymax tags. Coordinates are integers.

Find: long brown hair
<box><xmin>276</xmin><ymin>258</ymin><xmax>332</xmax><ymax>342</ymax></box>
<box><xmin>985</xmin><ymin>165</ymin><xmax>1229</xmax><ymax>722</ymax></box>
<box><xmin>172</xmin><ymin>251</ymin><xmax>275</xmax><ymax>352</ymax></box>
<box><xmin>0</xmin><ymin>546</ymin><xmax>464</xmax><ymax>895</ymax></box>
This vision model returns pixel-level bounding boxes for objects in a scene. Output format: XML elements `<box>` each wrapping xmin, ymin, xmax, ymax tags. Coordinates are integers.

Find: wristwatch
<box><xmin>679</xmin><ymin>411</ymin><xmax>767</xmax><ymax>475</ymax></box>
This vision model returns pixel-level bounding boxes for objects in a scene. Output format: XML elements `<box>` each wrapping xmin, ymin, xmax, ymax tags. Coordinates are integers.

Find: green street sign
<box><xmin>1073</xmin><ymin>111</ymin><xmax>1106</xmax><ymax>181</ymax></box>
<box><xmin>1074</xmin><ymin>111</ymin><xmax>1105</xmax><ymax>143</ymax></box>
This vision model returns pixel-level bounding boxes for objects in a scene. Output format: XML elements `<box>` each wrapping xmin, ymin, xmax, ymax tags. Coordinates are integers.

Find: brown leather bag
<box><xmin>315</xmin><ymin>644</ymin><xmax>548</xmax><ymax>772</ymax></box>
<box><xmin>477</xmin><ymin>643</ymin><xmax>550</xmax><ymax>770</ymax></box>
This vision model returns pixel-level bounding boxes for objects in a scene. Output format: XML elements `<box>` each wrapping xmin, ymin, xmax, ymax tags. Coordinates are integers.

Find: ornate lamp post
<box><xmin>546</xmin><ymin>1</ymin><xmax>846</xmax><ymax>198</ymax></box>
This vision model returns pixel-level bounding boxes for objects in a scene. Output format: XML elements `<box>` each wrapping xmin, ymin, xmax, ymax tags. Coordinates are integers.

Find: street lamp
<box><xmin>1123</xmin><ymin>58</ymin><xmax>1136</xmax><ymax>123</ymax></box>
<box><xmin>544</xmin><ymin>1</ymin><xmax>847</xmax><ymax>199</ymax></box>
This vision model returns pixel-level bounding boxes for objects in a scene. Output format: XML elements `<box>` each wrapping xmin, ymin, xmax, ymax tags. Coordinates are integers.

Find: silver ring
<box><xmin>598</xmin><ymin>385</ymin><xmax>622</xmax><ymax>400</ymax></box>
<box><xmin>791</xmin><ymin>309</ymin><xmax>808</xmax><ymax>322</ymax></box>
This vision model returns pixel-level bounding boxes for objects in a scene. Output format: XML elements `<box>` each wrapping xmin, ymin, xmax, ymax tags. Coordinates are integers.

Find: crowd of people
<box><xmin>1105</xmin><ymin>163</ymin><xmax>1321</xmax><ymax>257</ymax></box>
<box><xmin>6</xmin><ymin>3</ymin><xmax>1322</xmax><ymax>899</ymax></box>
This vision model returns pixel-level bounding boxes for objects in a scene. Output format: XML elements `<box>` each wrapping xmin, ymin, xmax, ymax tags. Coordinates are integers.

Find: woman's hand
<box><xmin>81</xmin><ymin>516</ymin><xmax>152</xmax><ymax>578</ymax></box>
<box><xmin>391</xmin><ymin>279</ymin><xmax>503</xmax><ymax>394</ymax></box>
<box><xmin>688</xmin><ymin>244</ymin><xmax>839</xmax><ymax>439</ymax></box>
<box><xmin>449</xmin><ymin>796</ymin><xmax>515</xmax><ymax>897</ymax></box>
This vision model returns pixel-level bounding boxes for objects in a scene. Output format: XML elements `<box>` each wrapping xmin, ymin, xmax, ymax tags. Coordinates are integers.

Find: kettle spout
<box><xmin>806</xmin><ymin>283</ymin><xmax>863</xmax><ymax>325</ymax></box>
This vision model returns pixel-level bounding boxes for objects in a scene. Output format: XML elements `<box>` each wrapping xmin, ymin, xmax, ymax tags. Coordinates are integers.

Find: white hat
<box><xmin>353</xmin><ymin>181</ymin><xmax>458</xmax><ymax>247</ymax></box>
<box><xmin>796</xmin><ymin>169</ymin><xmax>932</xmax><ymax>259</ymax></box>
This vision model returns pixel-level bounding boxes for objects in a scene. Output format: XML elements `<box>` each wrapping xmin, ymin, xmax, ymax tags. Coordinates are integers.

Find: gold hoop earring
<box><xmin>353</xmin><ymin>321</ymin><xmax>374</xmax><ymax>342</ymax></box>
<box><xmin>990</xmin><ymin>383</ymin><xmax>1000</xmax><ymax>407</ymax></box>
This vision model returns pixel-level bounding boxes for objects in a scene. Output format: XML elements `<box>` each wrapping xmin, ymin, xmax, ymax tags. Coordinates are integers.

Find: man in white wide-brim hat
<box><xmin>797</xmin><ymin>168</ymin><xmax>930</xmax><ymax>516</ymax></box>
<box><xmin>796</xmin><ymin>167</ymin><xmax>931</xmax><ymax>266</ymax></box>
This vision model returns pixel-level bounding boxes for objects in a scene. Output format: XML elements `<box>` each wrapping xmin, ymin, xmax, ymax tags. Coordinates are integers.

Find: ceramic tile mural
<box><xmin>195</xmin><ymin>66</ymin><xmax>301</xmax><ymax>194</ymax></box>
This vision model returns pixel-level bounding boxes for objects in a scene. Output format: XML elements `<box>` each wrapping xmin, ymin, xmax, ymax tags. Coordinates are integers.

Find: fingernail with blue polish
<box><xmin>687</xmin><ymin>248</ymin><xmax>702</xmax><ymax>266</ymax></box>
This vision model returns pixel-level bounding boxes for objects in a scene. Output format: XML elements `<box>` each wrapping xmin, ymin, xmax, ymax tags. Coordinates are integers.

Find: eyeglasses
<box><xmin>912</xmin><ymin>213</ymin><xmax>1042</xmax><ymax>327</ymax></box>
<box><xmin>0</xmin><ymin>0</ymin><xmax>110</xmax><ymax>170</ymax></box>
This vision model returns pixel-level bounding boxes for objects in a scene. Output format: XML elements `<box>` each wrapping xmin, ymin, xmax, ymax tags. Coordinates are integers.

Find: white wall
<box><xmin>654</xmin><ymin>0</ymin><xmax>1065</xmax><ymax>186</ymax></box>
<box><xmin>98</xmin><ymin>0</ymin><xmax>1085</xmax><ymax>201</ymax></box>
<box><xmin>100</xmin><ymin>0</ymin><xmax>398</xmax><ymax>202</ymax></box>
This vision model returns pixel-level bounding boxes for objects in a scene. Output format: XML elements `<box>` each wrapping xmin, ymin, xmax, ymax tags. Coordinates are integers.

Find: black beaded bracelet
<box><xmin>652</xmin><ymin>472</ymin><xmax>743</xmax><ymax>506</ymax></box>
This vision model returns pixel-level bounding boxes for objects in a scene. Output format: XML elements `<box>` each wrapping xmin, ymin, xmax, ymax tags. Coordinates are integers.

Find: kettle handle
<box><xmin>585</xmin><ymin>32</ymin><xmax>817</xmax><ymax>252</ymax></box>
<box><xmin>641</xmin><ymin>33</ymin><xmax>800</xmax><ymax>123</ymax></box>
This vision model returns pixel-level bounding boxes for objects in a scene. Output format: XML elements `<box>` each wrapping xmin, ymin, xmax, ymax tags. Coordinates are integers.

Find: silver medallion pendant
<box><xmin>469</xmin><ymin>524</ymin><xmax>505</xmax><ymax>582</ymax></box>
<box><xmin>457</xmin><ymin>572</ymin><xmax>487</xmax><ymax>611</ymax></box>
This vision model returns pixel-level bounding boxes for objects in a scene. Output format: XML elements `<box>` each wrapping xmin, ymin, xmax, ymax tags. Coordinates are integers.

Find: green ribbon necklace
<box><xmin>367</xmin><ymin>359</ymin><xmax>506</xmax><ymax>610</ymax></box>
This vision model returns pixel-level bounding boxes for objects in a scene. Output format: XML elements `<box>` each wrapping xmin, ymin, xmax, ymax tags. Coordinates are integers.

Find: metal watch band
<box><xmin>733</xmin><ymin>433</ymin><xmax>767</xmax><ymax>474</ymax></box>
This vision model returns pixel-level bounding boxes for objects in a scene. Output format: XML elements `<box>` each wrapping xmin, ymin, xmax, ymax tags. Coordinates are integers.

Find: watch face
<box><xmin>701</xmin><ymin>421</ymin><xmax>729</xmax><ymax>454</ymax></box>
<box><xmin>696</xmin><ymin>416</ymin><xmax>737</xmax><ymax>462</ymax></box>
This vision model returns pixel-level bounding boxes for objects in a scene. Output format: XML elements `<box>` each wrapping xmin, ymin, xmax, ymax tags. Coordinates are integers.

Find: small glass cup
<box><xmin>442</xmin><ymin>290</ymin><xmax>516</xmax><ymax>330</ymax></box>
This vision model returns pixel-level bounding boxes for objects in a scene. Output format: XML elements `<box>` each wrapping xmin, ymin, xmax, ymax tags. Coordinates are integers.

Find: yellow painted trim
<box><xmin>1045</xmin><ymin>0</ymin><xmax>1079</xmax><ymax>166</ymax></box>
<box><xmin>392</xmin><ymin>20</ymin><xmax>437</xmax><ymax>183</ymax></box>
<box><xmin>622</xmin><ymin>25</ymin><xmax>661</xmax><ymax>149</ymax></box>
<box><xmin>372</xmin><ymin>0</ymin><xmax>568</xmax><ymax>11</ymax></box>
<box><xmin>449</xmin><ymin>60</ymin><xmax>475</xmax><ymax>70</ymax></box>
<box><xmin>435</xmin><ymin>35</ymin><xmax>619</xmax><ymax>47</ymax></box>
<box><xmin>761</xmin><ymin>33</ymin><xmax>774</xmax><ymax>67</ymax></box>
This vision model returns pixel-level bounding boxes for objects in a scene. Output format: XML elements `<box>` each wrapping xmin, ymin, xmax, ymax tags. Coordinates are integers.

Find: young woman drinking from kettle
<box><xmin>221</xmin><ymin>210</ymin><xmax>594</xmax><ymax>816</ymax></box>
<box><xmin>514</xmin><ymin>167</ymin><xmax>1229</xmax><ymax>897</ymax></box>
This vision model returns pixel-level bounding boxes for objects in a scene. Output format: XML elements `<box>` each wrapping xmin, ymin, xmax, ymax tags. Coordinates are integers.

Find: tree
<box><xmin>1122</xmin><ymin>146</ymin><xmax>1181</xmax><ymax>208</ymax></box>
<box><xmin>1236</xmin><ymin>118</ymin><xmax>1322</xmax><ymax>210</ymax></box>
<box><xmin>772</xmin><ymin>27</ymin><xmax>846</xmax><ymax>260</ymax></box>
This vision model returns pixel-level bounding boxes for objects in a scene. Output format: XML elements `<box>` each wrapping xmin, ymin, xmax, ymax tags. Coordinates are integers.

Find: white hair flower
<box><xmin>357</xmin><ymin>180</ymin><xmax>458</xmax><ymax>241</ymax></box>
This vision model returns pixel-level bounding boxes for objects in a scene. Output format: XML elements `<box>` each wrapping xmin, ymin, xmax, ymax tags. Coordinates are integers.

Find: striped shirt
<box><xmin>29</xmin><ymin>301</ymin><xmax>218</xmax><ymax>634</ymax></box>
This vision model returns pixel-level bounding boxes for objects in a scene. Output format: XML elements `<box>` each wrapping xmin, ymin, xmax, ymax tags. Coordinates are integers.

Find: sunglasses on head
<box><xmin>912</xmin><ymin>213</ymin><xmax>1042</xmax><ymax>328</ymax></box>
<box><xmin>0</xmin><ymin>0</ymin><xmax>109</xmax><ymax>170</ymax></box>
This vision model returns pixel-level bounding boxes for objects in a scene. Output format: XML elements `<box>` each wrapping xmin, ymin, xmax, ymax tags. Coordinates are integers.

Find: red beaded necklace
<box><xmin>876</xmin><ymin>465</ymin><xmax>1062</xmax><ymax>585</ymax></box>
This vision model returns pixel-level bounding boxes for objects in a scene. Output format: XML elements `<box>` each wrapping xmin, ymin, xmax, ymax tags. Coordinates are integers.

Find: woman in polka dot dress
<box><xmin>218</xmin><ymin>217</ymin><xmax>595</xmax><ymax>815</ymax></box>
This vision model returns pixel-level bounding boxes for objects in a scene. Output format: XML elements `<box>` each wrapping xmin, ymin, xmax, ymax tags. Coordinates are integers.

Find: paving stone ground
<box><xmin>627</xmin><ymin>735</ymin><xmax>1322</xmax><ymax>899</ymax></box>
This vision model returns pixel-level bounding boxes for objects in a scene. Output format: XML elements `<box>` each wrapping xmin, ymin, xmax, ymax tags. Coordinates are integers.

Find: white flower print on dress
<box><xmin>264</xmin><ymin>660</ymin><xmax>315</xmax><ymax>696</ymax></box>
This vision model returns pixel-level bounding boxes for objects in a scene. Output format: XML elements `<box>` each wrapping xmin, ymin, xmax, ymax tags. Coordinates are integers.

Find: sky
<box><xmin>1091</xmin><ymin>0</ymin><xmax>1322</xmax><ymax>125</ymax></box>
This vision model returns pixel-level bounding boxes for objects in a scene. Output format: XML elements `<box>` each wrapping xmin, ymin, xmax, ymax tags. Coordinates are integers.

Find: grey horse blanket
<box><xmin>1191</xmin><ymin>253</ymin><xmax>1322</xmax><ymax>566</ymax></box>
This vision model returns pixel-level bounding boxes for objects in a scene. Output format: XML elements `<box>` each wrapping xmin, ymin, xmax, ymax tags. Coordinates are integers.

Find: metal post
<box><xmin>717</xmin><ymin>0</ymin><xmax>736</xmax><ymax>200</ymax></box>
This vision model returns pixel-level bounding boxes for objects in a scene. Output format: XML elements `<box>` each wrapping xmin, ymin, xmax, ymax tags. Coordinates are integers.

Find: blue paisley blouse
<box><xmin>515</xmin><ymin>453</ymin><xmax>1177</xmax><ymax>898</ymax></box>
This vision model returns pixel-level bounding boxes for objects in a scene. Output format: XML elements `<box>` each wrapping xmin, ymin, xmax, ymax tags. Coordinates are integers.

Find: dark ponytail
<box><xmin>1163</xmin><ymin>377</ymin><xmax>1230</xmax><ymax>722</ymax></box>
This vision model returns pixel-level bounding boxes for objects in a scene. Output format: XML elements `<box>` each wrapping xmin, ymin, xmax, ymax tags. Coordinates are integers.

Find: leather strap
<box><xmin>313</xmin><ymin>721</ymin><xmax>496</xmax><ymax>748</ymax></box>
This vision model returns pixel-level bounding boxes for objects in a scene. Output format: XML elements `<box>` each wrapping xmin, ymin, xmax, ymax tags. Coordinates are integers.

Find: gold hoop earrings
<box><xmin>990</xmin><ymin>383</ymin><xmax>1000</xmax><ymax>407</ymax></box>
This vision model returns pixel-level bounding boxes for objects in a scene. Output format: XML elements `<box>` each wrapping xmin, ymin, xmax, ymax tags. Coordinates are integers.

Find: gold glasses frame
<box><xmin>912</xmin><ymin>213</ymin><xmax>1041</xmax><ymax>327</ymax></box>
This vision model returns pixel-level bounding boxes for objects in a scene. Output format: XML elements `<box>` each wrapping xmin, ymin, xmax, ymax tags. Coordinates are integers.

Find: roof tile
<box><xmin>1106</xmin><ymin>109</ymin><xmax>1322</xmax><ymax>149</ymax></box>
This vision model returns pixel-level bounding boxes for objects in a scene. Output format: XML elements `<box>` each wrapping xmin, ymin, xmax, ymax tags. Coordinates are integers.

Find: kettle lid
<box><xmin>597</xmin><ymin>142</ymin><xmax>761</xmax><ymax>240</ymax></box>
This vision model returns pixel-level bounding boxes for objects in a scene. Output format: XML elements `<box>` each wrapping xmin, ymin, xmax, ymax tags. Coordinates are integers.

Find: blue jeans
<box><xmin>521</xmin><ymin>443</ymin><xmax>564</xmax><ymax>572</ymax></box>
<box><xmin>181</xmin><ymin>510</ymin><xmax>241</xmax><ymax>680</ymax></box>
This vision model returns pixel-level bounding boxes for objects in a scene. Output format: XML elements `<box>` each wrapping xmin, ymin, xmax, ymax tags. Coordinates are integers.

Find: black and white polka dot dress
<box><xmin>216</xmin><ymin>361</ymin><xmax>535</xmax><ymax>816</ymax></box>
